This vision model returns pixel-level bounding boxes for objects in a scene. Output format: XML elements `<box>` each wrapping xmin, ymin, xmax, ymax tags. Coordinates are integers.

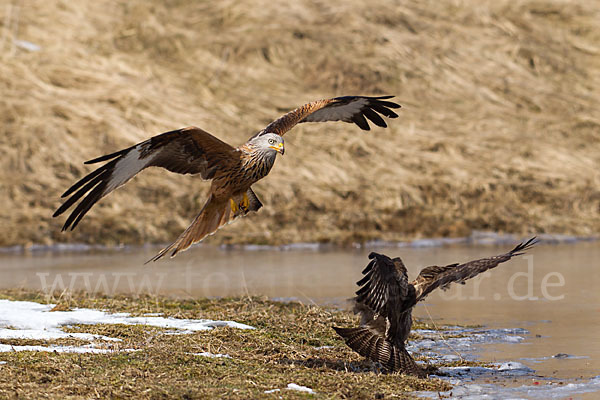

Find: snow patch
<box><xmin>287</xmin><ymin>383</ymin><xmax>316</xmax><ymax>394</ymax></box>
<box><xmin>498</xmin><ymin>361</ymin><xmax>531</xmax><ymax>371</ymax></box>
<box><xmin>0</xmin><ymin>328</ymin><xmax>121</xmax><ymax>342</ymax></box>
<box><xmin>0</xmin><ymin>344</ymin><xmax>133</xmax><ymax>354</ymax></box>
<box><xmin>264</xmin><ymin>383</ymin><xmax>316</xmax><ymax>395</ymax></box>
<box><xmin>193</xmin><ymin>352</ymin><xmax>231</xmax><ymax>359</ymax></box>
<box><xmin>0</xmin><ymin>299</ymin><xmax>254</xmax><ymax>354</ymax></box>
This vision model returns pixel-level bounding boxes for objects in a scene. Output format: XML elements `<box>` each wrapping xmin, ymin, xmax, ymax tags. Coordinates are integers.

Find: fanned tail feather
<box><xmin>146</xmin><ymin>189</ymin><xmax>262</xmax><ymax>263</ymax></box>
<box><xmin>333</xmin><ymin>326</ymin><xmax>425</xmax><ymax>377</ymax></box>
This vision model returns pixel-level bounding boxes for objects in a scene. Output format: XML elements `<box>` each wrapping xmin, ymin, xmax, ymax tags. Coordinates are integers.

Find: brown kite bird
<box><xmin>53</xmin><ymin>95</ymin><xmax>400</xmax><ymax>262</ymax></box>
<box><xmin>334</xmin><ymin>237</ymin><xmax>537</xmax><ymax>377</ymax></box>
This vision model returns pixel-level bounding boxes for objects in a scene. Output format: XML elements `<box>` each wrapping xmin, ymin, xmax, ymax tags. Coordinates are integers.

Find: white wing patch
<box><xmin>303</xmin><ymin>98</ymin><xmax>369</xmax><ymax>123</ymax></box>
<box><xmin>104</xmin><ymin>146</ymin><xmax>155</xmax><ymax>194</ymax></box>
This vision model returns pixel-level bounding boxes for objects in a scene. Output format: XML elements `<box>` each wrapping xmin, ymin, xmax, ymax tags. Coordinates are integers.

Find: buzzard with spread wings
<box><xmin>53</xmin><ymin>96</ymin><xmax>400</xmax><ymax>262</ymax></box>
<box><xmin>334</xmin><ymin>237</ymin><xmax>537</xmax><ymax>376</ymax></box>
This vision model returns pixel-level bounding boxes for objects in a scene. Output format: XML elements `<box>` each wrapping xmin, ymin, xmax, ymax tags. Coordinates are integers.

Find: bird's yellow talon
<box><xmin>230</xmin><ymin>199</ymin><xmax>238</xmax><ymax>213</ymax></box>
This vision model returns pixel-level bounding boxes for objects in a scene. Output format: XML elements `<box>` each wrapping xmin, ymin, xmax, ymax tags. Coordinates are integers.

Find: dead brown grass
<box><xmin>0</xmin><ymin>289</ymin><xmax>452</xmax><ymax>399</ymax></box>
<box><xmin>1</xmin><ymin>0</ymin><xmax>599</xmax><ymax>247</ymax></box>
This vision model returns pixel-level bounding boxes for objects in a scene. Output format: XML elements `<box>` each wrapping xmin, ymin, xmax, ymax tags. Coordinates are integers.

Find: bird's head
<box><xmin>251</xmin><ymin>132</ymin><xmax>285</xmax><ymax>156</ymax></box>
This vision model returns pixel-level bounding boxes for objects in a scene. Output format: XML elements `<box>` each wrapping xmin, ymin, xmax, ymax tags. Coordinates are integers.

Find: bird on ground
<box><xmin>334</xmin><ymin>237</ymin><xmax>538</xmax><ymax>377</ymax></box>
<box><xmin>53</xmin><ymin>96</ymin><xmax>400</xmax><ymax>262</ymax></box>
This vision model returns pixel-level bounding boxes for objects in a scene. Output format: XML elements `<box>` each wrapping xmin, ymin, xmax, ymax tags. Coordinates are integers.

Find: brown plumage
<box><xmin>334</xmin><ymin>237</ymin><xmax>538</xmax><ymax>376</ymax></box>
<box><xmin>53</xmin><ymin>96</ymin><xmax>400</xmax><ymax>262</ymax></box>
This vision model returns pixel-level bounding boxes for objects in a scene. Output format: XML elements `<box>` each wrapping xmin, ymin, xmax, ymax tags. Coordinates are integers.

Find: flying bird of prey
<box><xmin>53</xmin><ymin>95</ymin><xmax>400</xmax><ymax>262</ymax></box>
<box><xmin>334</xmin><ymin>237</ymin><xmax>538</xmax><ymax>377</ymax></box>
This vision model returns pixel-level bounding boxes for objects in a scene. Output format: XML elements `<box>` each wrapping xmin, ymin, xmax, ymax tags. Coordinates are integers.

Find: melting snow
<box><xmin>193</xmin><ymin>352</ymin><xmax>232</xmax><ymax>359</ymax></box>
<box><xmin>0</xmin><ymin>328</ymin><xmax>120</xmax><ymax>342</ymax></box>
<box><xmin>0</xmin><ymin>344</ymin><xmax>128</xmax><ymax>354</ymax></box>
<box><xmin>434</xmin><ymin>362</ymin><xmax>535</xmax><ymax>380</ymax></box>
<box><xmin>287</xmin><ymin>383</ymin><xmax>316</xmax><ymax>394</ymax></box>
<box><xmin>409</xmin><ymin>327</ymin><xmax>527</xmax><ymax>364</ymax></box>
<box><xmin>522</xmin><ymin>354</ymin><xmax>589</xmax><ymax>363</ymax></box>
<box><xmin>418</xmin><ymin>375</ymin><xmax>600</xmax><ymax>399</ymax></box>
<box><xmin>264</xmin><ymin>384</ymin><xmax>316</xmax><ymax>395</ymax></box>
<box><xmin>0</xmin><ymin>299</ymin><xmax>254</xmax><ymax>354</ymax></box>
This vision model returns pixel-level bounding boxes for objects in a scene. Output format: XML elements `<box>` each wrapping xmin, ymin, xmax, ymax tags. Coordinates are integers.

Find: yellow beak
<box><xmin>269</xmin><ymin>142</ymin><xmax>285</xmax><ymax>155</ymax></box>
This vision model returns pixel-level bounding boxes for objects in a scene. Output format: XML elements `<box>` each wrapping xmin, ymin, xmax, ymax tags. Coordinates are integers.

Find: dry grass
<box><xmin>0</xmin><ymin>289</ymin><xmax>454</xmax><ymax>399</ymax></box>
<box><xmin>1</xmin><ymin>0</ymin><xmax>599</xmax><ymax>247</ymax></box>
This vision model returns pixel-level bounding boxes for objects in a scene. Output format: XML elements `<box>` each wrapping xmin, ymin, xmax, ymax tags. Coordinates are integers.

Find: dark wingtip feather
<box><xmin>361</xmin><ymin>258</ymin><xmax>376</xmax><ymax>275</ymax></box>
<box><xmin>54</xmin><ymin>171</ymin><xmax>107</xmax><ymax>219</ymax></box>
<box><xmin>356</xmin><ymin>272</ymin><xmax>372</xmax><ymax>287</ymax></box>
<box><xmin>59</xmin><ymin>182</ymin><xmax>106</xmax><ymax>231</ymax></box>
<box><xmin>351</xmin><ymin>113</ymin><xmax>371</xmax><ymax>130</ymax></box>
<box><xmin>363</xmin><ymin>108</ymin><xmax>388</xmax><ymax>128</ymax></box>
<box><xmin>60</xmin><ymin>164</ymin><xmax>111</xmax><ymax>198</ymax></box>
<box><xmin>376</xmin><ymin>100</ymin><xmax>401</xmax><ymax>109</ymax></box>
<box><xmin>510</xmin><ymin>236</ymin><xmax>538</xmax><ymax>256</ymax></box>
<box><xmin>84</xmin><ymin>148</ymin><xmax>129</xmax><ymax>164</ymax></box>
<box><xmin>371</xmin><ymin>104</ymin><xmax>399</xmax><ymax>119</ymax></box>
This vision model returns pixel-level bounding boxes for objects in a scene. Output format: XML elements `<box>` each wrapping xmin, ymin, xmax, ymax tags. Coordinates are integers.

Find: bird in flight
<box><xmin>334</xmin><ymin>237</ymin><xmax>538</xmax><ymax>377</ymax></box>
<box><xmin>53</xmin><ymin>95</ymin><xmax>401</xmax><ymax>262</ymax></box>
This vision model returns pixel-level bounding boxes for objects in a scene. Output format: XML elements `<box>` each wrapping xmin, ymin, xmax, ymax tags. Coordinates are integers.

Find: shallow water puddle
<box><xmin>411</xmin><ymin>325</ymin><xmax>600</xmax><ymax>399</ymax></box>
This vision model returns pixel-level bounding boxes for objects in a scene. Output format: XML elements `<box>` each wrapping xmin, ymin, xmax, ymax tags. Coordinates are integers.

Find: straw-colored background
<box><xmin>1</xmin><ymin>0</ymin><xmax>598</xmax><ymax>247</ymax></box>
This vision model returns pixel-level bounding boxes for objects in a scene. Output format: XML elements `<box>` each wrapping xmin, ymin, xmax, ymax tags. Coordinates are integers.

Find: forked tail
<box><xmin>333</xmin><ymin>326</ymin><xmax>425</xmax><ymax>377</ymax></box>
<box><xmin>146</xmin><ymin>189</ymin><xmax>262</xmax><ymax>263</ymax></box>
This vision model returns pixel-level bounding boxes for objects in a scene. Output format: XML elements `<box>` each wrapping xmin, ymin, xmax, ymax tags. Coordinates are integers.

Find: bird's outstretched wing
<box><xmin>354</xmin><ymin>252</ymin><xmax>411</xmax><ymax>318</ymax></box>
<box><xmin>411</xmin><ymin>237</ymin><xmax>538</xmax><ymax>302</ymax></box>
<box><xmin>53</xmin><ymin>127</ymin><xmax>236</xmax><ymax>231</ymax></box>
<box><xmin>258</xmin><ymin>95</ymin><xmax>401</xmax><ymax>137</ymax></box>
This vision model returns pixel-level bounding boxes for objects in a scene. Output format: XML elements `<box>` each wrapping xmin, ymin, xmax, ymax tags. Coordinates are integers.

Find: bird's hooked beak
<box><xmin>270</xmin><ymin>142</ymin><xmax>285</xmax><ymax>155</ymax></box>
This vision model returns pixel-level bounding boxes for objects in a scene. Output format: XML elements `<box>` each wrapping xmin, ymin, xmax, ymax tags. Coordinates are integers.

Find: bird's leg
<box><xmin>238</xmin><ymin>193</ymin><xmax>250</xmax><ymax>213</ymax></box>
<box><xmin>230</xmin><ymin>198</ymin><xmax>239</xmax><ymax>214</ymax></box>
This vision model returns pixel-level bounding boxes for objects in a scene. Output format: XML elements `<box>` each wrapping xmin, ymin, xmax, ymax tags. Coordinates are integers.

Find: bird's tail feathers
<box><xmin>146</xmin><ymin>189</ymin><xmax>262</xmax><ymax>263</ymax></box>
<box><xmin>333</xmin><ymin>326</ymin><xmax>425</xmax><ymax>377</ymax></box>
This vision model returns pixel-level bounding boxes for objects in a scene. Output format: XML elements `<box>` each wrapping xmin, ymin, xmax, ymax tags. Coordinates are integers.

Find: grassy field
<box><xmin>0</xmin><ymin>290</ymin><xmax>464</xmax><ymax>399</ymax></box>
<box><xmin>1</xmin><ymin>0</ymin><xmax>599</xmax><ymax>248</ymax></box>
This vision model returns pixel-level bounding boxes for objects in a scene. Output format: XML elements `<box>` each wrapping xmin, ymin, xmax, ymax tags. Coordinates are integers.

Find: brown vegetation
<box><xmin>1</xmin><ymin>0</ymin><xmax>599</xmax><ymax>247</ymax></box>
<box><xmin>0</xmin><ymin>290</ymin><xmax>453</xmax><ymax>398</ymax></box>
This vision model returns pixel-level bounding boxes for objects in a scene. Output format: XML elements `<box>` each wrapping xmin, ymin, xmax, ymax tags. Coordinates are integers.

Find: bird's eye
<box><xmin>268</xmin><ymin>139</ymin><xmax>275</xmax><ymax>144</ymax></box>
